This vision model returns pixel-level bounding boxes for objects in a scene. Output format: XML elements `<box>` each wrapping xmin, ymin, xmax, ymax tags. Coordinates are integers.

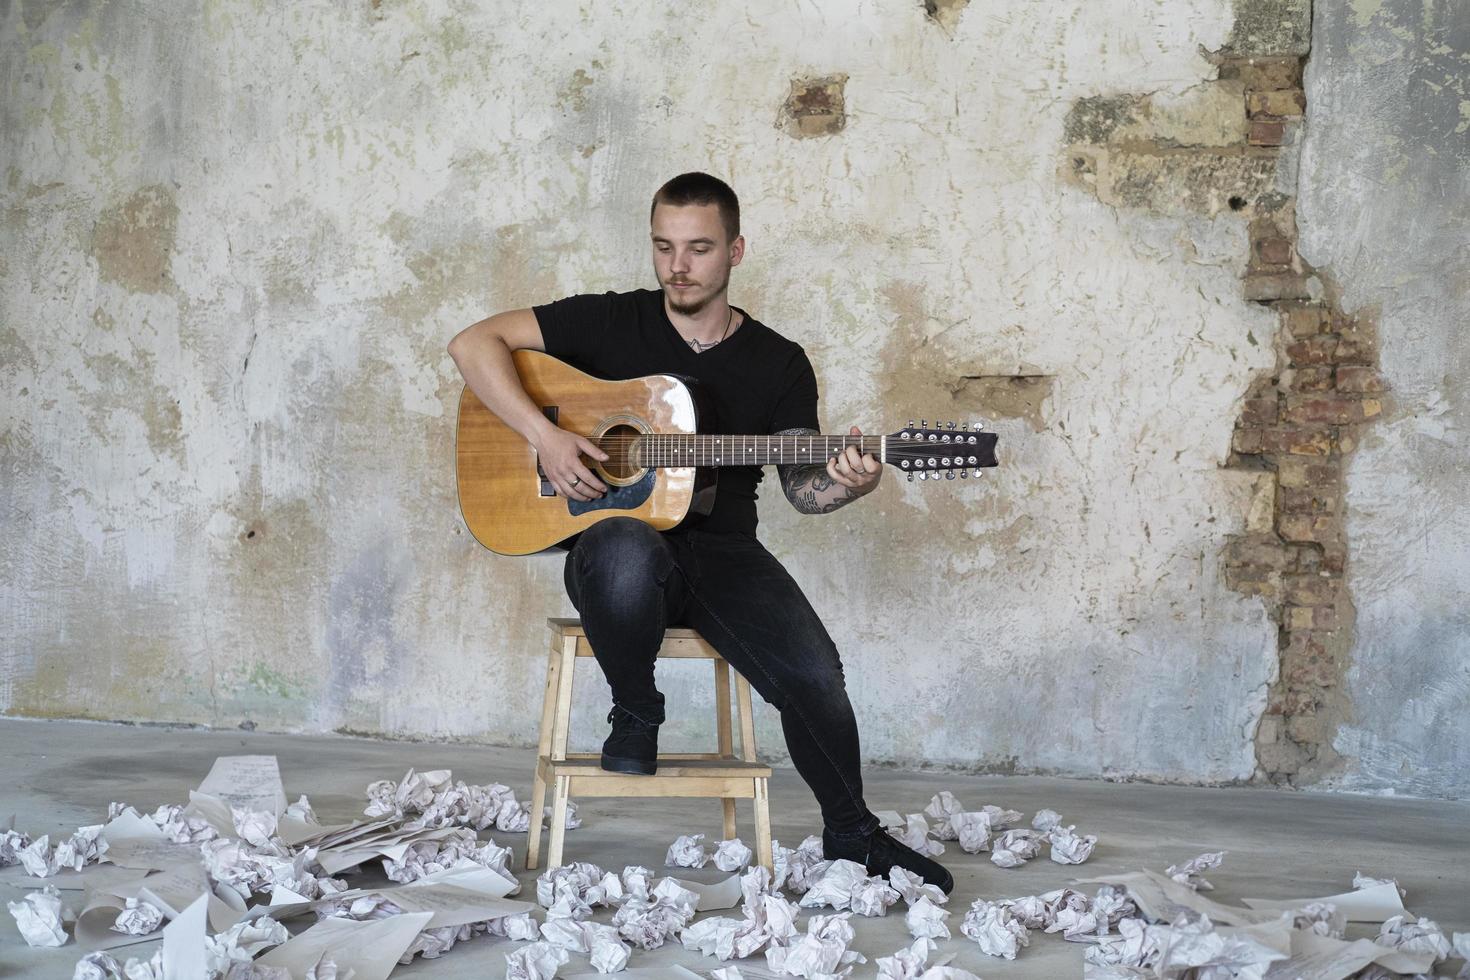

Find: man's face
<box><xmin>650</xmin><ymin>202</ymin><xmax>744</xmax><ymax>316</ymax></box>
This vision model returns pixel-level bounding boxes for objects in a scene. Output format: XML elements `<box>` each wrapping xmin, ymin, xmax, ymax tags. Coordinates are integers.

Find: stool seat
<box><xmin>526</xmin><ymin>618</ymin><xmax>773</xmax><ymax>873</ymax></box>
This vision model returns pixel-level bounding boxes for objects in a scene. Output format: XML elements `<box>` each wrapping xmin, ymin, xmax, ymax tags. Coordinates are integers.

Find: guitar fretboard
<box><xmin>630</xmin><ymin>434</ymin><xmax>883</xmax><ymax>468</ymax></box>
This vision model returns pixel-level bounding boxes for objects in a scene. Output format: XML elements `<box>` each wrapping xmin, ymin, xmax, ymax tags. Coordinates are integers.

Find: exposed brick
<box><xmin>1249</xmin><ymin>119</ymin><xmax>1286</xmax><ymax>145</ymax></box>
<box><xmin>1225</xmin><ymin>536</ymin><xmax>1294</xmax><ymax>571</ymax></box>
<box><xmin>1286</xmin><ymin>336</ymin><xmax>1338</xmax><ymax>366</ymax></box>
<box><xmin>1303</xmin><ymin>605</ymin><xmax>1340</xmax><ymax>630</ymax></box>
<box><xmin>1284</xmin><ymin>629</ymin><xmax>1328</xmax><ymax>659</ymax></box>
<box><xmin>1285</xmin><ymin>305</ymin><xmax>1329</xmax><ymax>338</ymax></box>
<box><xmin>1218</xmin><ymin>57</ymin><xmax>1303</xmax><ymax>92</ymax></box>
<box><xmin>1281</xmin><ymin>686</ymin><xmax>1324</xmax><ymax>716</ymax></box>
<box><xmin>781</xmin><ymin>75</ymin><xmax>848</xmax><ymax>138</ymax></box>
<box><xmin>1333</xmin><ymin>337</ymin><xmax>1376</xmax><ymax>365</ymax></box>
<box><xmin>1247</xmin><ymin>88</ymin><xmax>1306</xmax><ymax>117</ymax></box>
<box><xmin>1279</xmin><ymin>486</ymin><xmax>1336</xmax><ymax>514</ymax></box>
<box><xmin>1284</xmin><ymin>573</ymin><xmax>1336</xmax><ymax>605</ymax></box>
<box><xmin>1279</xmin><ymin>513</ymin><xmax>1338</xmax><ymax>541</ymax></box>
<box><xmin>1284</xmin><ymin>394</ymin><xmax>1383</xmax><ymax>425</ymax></box>
<box><xmin>1242</xmin><ymin>396</ymin><xmax>1279</xmax><ymax>426</ymax></box>
<box><xmin>1290</xmin><ymin>545</ymin><xmax>1322</xmax><ymax>572</ymax></box>
<box><xmin>1232</xmin><ymin>428</ymin><xmax>1263</xmax><ymax>455</ymax></box>
<box><xmin>1244</xmin><ymin>272</ymin><xmax>1311</xmax><ymax>302</ymax></box>
<box><xmin>1335</xmin><ymin>366</ymin><xmax>1385</xmax><ymax>392</ymax></box>
<box><xmin>1258</xmin><ymin>426</ymin><xmax>1333</xmax><ymax>456</ymax></box>
<box><xmin>1227</xmin><ymin>568</ymin><xmax>1281</xmax><ymax>598</ymax></box>
<box><xmin>1287</xmin><ymin>367</ymin><xmax>1335</xmax><ymax>393</ymax></box>
<box><xmin>1322</xmin><ymin>546</ymin><xmax>1347</xmax><ymax>574</ymax></box>
<box><xmin>1276</xmin><ymin>459</ymin><xmax>1338</xmax><ymax>488</ymax></box>
<box><xmin>1254</xmin><ymin>236</ymin><xmax>1294</xmax><ymax>265</ymax></box>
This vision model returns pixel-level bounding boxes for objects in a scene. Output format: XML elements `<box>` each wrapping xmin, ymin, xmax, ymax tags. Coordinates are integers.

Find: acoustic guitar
<box><xmin>455</xmin><ymin>350</ymin><xmax>1000</xmax><ymax>555</ymax></box>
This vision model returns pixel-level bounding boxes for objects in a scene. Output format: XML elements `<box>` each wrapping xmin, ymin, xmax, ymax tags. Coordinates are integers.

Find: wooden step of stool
<box><xmin>526</xmin><ymin>617</ymin><xmax>774</xmax><ymax>873</ymax></box>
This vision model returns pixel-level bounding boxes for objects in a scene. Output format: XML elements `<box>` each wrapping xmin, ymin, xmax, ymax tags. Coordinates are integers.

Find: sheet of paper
<box><xmin>388</xmin><ymin>877</ymin><xmax>532</xmax><ymax>928</ymax></box>
<box><xmin>314</xmin><ymin>825</ymin><xmax>466</xmax><ymax>875</ymax></box>
<box><xmin>1261</xmin><ymin>928</ymin><xmax>1438</xmax><ymax>979</ymax></box>
<box><xmin>257</xmin><ymin>910</ymin><xmax>434</xmax><ymax>980</ymax></box>
<box><xmin>195</xmin><ymin>756</ymin><xmax>288</xmax><ymax>817</ymax></box>
<box><xmin>101</xmin><ymin>810</ymin><xmax>167</xmax><ymax>846</ymax></box>
<box><xmin>1075</xmin><ymin>869</ymin><xmax>1280</xmax><ymax>927</ymax></box>
<box><xmin>37</xmin><ymin>864</ymin><xmax>149</xmax><ymax>893</ymax></box>
<box><xmin>103</xmin><ymin>838</ymin><xmax>202</xmax><ymax>872</ymax></box>
<box><xmin>161</xmin><ymin>893</ymin><xmax>210</xmax><ymax>980</ymax></box>
<box><xmin>245</xmin><ymin>864</ymin><xmax>528</xmax><ymax>929</ymax></box>
<box><xmin>75</xmin><ymin>882</ymin><xmax>161</xmax><ymax>951</ymax></box>
<box><xmin>293</xmin><ymin>817</ymin><xmax>402</xmax><ymax>852</ymax></box>
<box><xmin>276</xmin><ymin>814</ymin><xmax>355</xmax><ymax>848</ymax></box>
<box><xmin>135</xmin><ymin>860</ymin><xmax>212</xmax><ymax>918</ymax></box>
<box><xmin>182</xmin><ymin>791</ymin><xmax>237</xmax><ymax>838</ymax></box>
<box><xmin>672</xmin><ymin>873</ymin><xmax>745</xmax><ymax>912</ymax></box>
<box><xmin>1241</xmin><ymin>882</ymin><xmax>1408</xmax><ymax>922</ymax></box>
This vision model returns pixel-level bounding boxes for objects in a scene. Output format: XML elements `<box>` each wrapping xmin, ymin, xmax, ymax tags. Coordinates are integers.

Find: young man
<box><xmin>447</xmin><ymin>172</ymin><xmax>952</xmax><ymax>892</ymax></box>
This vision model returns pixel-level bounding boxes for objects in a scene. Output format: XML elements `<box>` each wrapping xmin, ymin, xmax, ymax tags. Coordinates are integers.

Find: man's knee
<box><xmin>571</xmin><ymin>518</ymin><xmax>672</xmax><ymax>593</ymax></box>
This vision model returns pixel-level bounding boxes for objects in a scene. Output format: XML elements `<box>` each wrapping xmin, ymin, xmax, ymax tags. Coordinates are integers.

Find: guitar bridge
<box><xmin>536</xmin><ymin>405</ymin><xmax>558</xmax><ymax>497</ymax></box>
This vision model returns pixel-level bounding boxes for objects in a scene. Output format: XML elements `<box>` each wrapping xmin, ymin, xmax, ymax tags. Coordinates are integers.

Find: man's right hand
<box><xmin>533</xmin><ymin>425</ymin><xmax>610</xmax><ymax>501</ymax></box>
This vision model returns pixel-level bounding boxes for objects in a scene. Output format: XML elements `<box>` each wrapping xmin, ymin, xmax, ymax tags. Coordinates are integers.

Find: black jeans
<box><xmin>563</xmin><ymin>517</ymin><xmax>881</xmax><ymax>841</ymax></box>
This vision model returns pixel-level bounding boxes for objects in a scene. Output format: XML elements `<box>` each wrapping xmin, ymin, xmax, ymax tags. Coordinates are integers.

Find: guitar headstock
<box><xmin>885</xmin><ymin>419</ymin><xmax>999</xmax><ymax>481</ymax></box>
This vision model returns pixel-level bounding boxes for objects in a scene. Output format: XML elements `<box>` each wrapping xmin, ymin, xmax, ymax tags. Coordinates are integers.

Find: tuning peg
<box><xmin>907</xmin><ymin>473</ymin><xmax>914</xmax><ymax>482</ymax></box>
<box><xmin>972</xmin><ymin>421</ymin><xmax>985</xmax><ymax>430</ymax></box>
<box><xmin>918</xmin><ymin>471</ymin><xmax>929</xmax><ymax>481</ymax></box>
<box><xmin>960</xmin><ymin>470</ymin><xmax>968</xmax><ymax>479</ymax></box>
<box><xmin>945</xmin><ymin>471</ymin><xmax>955</xmax><ymax>480</ymax></box>
<box><xmin>960</xmin><ymin>422</ymin><xmax>968</xmax><ymax>431</ymax></box>
<box><xmin>907</xmin><ymin>419</ymin><xmax>914</xmax><ymax>429</ymax></box>
<box><xmin>947</xmin><ymin>420</ymin><xmax>956</xmax><ymax>430</ymax></box>
<box><xmin>974</xmin><ymin>469</ymin><xmax>983</xmax><ymax>478</ymax></box>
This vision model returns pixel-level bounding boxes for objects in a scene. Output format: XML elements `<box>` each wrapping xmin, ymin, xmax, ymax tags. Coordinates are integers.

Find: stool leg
<box><xmin>714</xmin><ymin>660</ymin><xmax>733</xmax><ymax>757</ymax></box>
<box><xmin>526</xmin><ymin>759</ymin><xmax>547</xmax><ymax>871</ymax></box>
<box><xmin>526</xmin><ymin>636</ymin><xmax>566</xmax><ymax>871</ymax></box>
<box><xmin>735</xmin><ymin>676</ymin><xmax>757</xmax><ymax>762</ymax></box>
<box><xmin>551</xmin><ymin>636</ymin><xmax>579</xmax><ymax>761</ymax></box>
<box><xmin>715</xmin><ymin>659</ymin><xmax>737</xmax><ymax>841</ymax></box>
<box><xmin>753</xmin><ymin>777</ymin><xmax>773</xmax><ymax>874</ymax></box>
<box><xmin>548</xmin><ymin>774</ymin><xmax>572</xmax><ymax>870</ymax></box>
<box><xmin>722</xmin><ymin>798</ymin><xmax>737</xmax><ymax>842</ymax></box>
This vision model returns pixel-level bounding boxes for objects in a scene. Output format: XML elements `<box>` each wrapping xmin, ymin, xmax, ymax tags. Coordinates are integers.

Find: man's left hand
<box><xmin>827</xmin><ymin>425</ymin><xmax>882</xmax><ymax>494</ymax></box>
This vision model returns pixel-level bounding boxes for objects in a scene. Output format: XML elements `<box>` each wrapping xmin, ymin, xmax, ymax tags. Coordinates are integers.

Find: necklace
<box><xmin>687</xmin><ymin>306</ymin><xmax>734</xmax><ymax>353</ymax></box>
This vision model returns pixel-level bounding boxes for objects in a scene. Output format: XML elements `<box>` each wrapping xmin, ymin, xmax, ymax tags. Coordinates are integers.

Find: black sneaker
<box><xmin>600</xmin><ymin>705</ymin><xmax>659</xmax><ymax>775</ymax></box>
<box><xmin>822</xmin><ymin>827</ymin><xmax>955</xmax><ymax>895</ymax></box>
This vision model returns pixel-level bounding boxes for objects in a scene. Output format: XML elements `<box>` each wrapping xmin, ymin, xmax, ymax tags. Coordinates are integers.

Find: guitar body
<box><xmin>455</xmin><ymin>350</ymin><xmax>716</xmax><ymax>555</ymax></box>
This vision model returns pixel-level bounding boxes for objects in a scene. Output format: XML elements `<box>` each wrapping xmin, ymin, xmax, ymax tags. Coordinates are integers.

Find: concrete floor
<box><xmin>1</xmin><ymin>718</ymin><xmax>1466</xmax><ymax>979</ymax></box>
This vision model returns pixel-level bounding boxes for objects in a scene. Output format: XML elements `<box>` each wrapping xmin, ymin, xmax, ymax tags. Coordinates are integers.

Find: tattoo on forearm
<box><xmin>775</xmin><ymin>427</ymin><xmax>866</xmax><ymax>515</ymax></box>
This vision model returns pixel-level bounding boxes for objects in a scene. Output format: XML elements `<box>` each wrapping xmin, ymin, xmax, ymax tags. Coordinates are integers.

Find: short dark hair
<box><xmin>650</xmin><ymin>172</ymin><xmax>740</xmax><ymax>242</ymax></box>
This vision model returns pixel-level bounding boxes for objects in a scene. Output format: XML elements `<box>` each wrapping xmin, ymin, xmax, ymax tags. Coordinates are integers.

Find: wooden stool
<box><xmin>525</xmin><ymin>617</ymin><xmax>774</xmax><ymax>873</ymax></box>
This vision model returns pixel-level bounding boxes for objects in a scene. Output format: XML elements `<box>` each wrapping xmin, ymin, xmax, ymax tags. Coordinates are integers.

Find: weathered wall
<box><xmin>0</xmin><ymin>0</ymin><xmax>1458</xmax><ymax>794</ymax></box>
<box><xmin>1296</xmin><ymin>0</ymin><xmax>1470</xmax><ymax>798</ymax></box>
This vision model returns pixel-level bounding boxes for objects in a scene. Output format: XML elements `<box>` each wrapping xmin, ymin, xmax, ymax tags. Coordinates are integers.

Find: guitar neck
<box><xmin>630</xmin><ymin>433</ymin><xmax>883</xmax><ymax>468</ymax></box>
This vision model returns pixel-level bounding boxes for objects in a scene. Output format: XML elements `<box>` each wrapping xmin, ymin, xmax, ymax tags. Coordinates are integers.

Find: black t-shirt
<box><xmin>532</xmin><ymin>288</ymin><xmax>819</xmax><ymax>536</ymax></box>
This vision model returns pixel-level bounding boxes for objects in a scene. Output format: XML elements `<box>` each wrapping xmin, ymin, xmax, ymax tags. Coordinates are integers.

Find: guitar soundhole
<box><xmin>599</xmin><ymin>423</ymin><xmax>643</xmax><ymax>483</ymax></box>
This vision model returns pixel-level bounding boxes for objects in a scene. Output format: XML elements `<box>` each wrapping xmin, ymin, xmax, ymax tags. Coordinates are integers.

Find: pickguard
<box><xmin>567</xmin><ymin>469</ymin><xmax>656</xmax><ymax>516</ymax></box>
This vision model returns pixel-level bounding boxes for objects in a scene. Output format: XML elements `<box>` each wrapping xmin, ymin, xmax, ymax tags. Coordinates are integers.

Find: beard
<box><xmin>661</xmin><ymin>267</ymin><xmax>730</xmax><ymax>316</ymax></box>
